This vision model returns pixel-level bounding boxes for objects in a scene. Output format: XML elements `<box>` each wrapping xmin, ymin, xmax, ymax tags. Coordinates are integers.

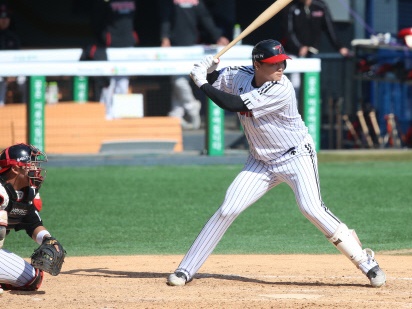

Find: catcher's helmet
<box><xmin>0</xmin><ymin>143</ymin><xmax>47</xmax><ymax>188</ymax></box>
<box><xmin>252</xmin><ymin>39</ymin><xmax>291</xmax><ymax>64</ymax></box>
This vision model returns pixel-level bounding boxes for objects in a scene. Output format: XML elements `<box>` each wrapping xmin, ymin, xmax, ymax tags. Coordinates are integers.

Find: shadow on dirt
<box><xmin>62</xmin><ymin>268</ymin><xmax>369</xmax><ymax>288</ymax></box>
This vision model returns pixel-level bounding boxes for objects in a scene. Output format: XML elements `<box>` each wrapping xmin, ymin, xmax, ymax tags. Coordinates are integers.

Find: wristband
<box><xmin>36</xmin><ymin>230</ymin><xmax>51</xmax><ymax>245</ymax></box>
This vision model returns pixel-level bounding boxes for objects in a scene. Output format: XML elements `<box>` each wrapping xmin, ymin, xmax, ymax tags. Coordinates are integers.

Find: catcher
<box><xmin>0</xmin><ymin>143</ymin><xmax>66</xmax><ymax>293</ymax></box>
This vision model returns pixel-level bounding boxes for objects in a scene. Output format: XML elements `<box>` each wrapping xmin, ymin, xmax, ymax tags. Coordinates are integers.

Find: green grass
<box><xmin>5</xmin><ymin>154</ymin><xmax>412</xmax><ymax>257</ymax></box>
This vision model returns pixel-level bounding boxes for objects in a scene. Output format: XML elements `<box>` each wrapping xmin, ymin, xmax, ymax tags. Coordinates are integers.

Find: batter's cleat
<box><xmin>367</xmin><ymin>265</ymin><xmax>386</xmax><ymax>288</ymax></box>
<box><xmin>167</xmin><ymin>272</ymin><xmax>187</xmax><ymax>286</ymax></box>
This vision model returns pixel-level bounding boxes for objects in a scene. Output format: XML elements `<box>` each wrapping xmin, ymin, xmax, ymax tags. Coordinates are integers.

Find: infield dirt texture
<box><xmin>2</xmin><ymin>150</ymin><xmax>412</xmax><ymax>308</ymax></box>
<box><xmin>1</xmin><ymin>254</ymin><xmax>412</xmax><ymax>308</ymax></box>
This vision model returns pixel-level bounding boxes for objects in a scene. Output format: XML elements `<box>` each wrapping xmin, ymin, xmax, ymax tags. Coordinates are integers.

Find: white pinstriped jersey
<box><xmin>212</xmin><ymin>65</ymin><xmax>308</xmax><ymax>163</ymax></box>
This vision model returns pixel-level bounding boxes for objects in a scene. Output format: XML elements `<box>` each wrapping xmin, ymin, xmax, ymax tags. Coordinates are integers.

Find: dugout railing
<box><xmin>0</xmin><ymin>46</ymin><xmax>321</xmax><ymax>155</ymax></box>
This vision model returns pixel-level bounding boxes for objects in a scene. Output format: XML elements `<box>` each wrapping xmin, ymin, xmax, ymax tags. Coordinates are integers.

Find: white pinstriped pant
<box><xmin>0</xmin><ymin>249</ymin><xmax>36</xmax><ymax>287</ymax></box>
<box><xmin>176</xmin><ymin>137</ymin><xmax>342</xmax><ymax>280</ymax></box>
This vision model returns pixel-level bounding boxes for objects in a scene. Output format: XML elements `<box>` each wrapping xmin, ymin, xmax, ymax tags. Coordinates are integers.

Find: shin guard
<box><xmin>1</xmin><ymin>269</ymin><xmax>44</xmax><ymax>291</ymax></box>
<box><xmin>327</xmin><ymin>223</ymin><xmax>369</xmax><ymax>267</ymax></box>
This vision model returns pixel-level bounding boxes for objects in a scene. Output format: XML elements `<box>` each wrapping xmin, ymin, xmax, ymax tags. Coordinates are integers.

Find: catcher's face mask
<box><xmin>0</xmin><ymin>143</ymin><xmax>47</xmax><ymax>189</ymax></box>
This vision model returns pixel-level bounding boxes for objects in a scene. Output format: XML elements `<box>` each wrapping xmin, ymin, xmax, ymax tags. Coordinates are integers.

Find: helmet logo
<box><xmin>17</xmin><ymin>155</ymin><xmax>30</xmax><ymax>163</ymax></box>
<box><xmin>272</xmin><ymin>45</ymin><xmax>285</xmax><ymax>55</ymax></box>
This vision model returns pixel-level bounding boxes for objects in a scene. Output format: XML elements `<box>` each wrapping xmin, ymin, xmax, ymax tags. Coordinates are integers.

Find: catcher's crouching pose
<box><xmin>0</xmin><ymin>143</ymin><xmax>66</xmax><ymax>293</ymax></box>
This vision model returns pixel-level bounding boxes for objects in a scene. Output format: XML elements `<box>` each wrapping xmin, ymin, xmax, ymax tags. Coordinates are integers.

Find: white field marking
<box><xmin>259</xmin><ymin>294</ymin><xmax>323</xmax><ymax>299</ymax></box>
<box><xmin>379</xmin><ymin>249</ymin><xmax>412</xmax><ymax>254</ymax></box>
<box><xmin>223</xmin><ymin>274</ymin><xmax>412</xmax><ymax>281</ymax></box>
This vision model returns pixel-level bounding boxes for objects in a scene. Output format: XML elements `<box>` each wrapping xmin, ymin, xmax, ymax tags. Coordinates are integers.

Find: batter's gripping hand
<box><xmin>200</xmin><ymin>55</ymin><xmax>220</xmax><ymax>74</ymax></box>
<box><xmin>31</xmin><ymin>236</ymin><xmax>66</xmax><ymax>276</ymax></box>
<box><xmin>190</xmin><ymin>63</ymin><xmax>208</xmax><ymax>88</ymax></box>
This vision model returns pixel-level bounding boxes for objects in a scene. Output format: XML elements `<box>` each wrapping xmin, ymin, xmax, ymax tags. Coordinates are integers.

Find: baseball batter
<box><xmin>0</xmin><ymin>143</ymin><xmax>65</xmax><ymax>293</ymax></box>
<box><xmin>167</xmin><ymin>39</ymin><xmax>386</xmax><ymax>288</ymax></box>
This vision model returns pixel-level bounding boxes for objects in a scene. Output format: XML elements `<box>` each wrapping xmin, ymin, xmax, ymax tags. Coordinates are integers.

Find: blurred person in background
<box><xmin>0</xmin><ymin>3</ymin><xmax>25</xmax><ymax>106</ymax></box>
<box><xmin>282</xmin><ymin>0</ymin><xmax>350</xmax><ymax>98</ymax></box>
<box><xmin>203</xmin><ymin>0</ymin><xmax>236</xmax><ymax>42</ymax></box>
<box><xmin>82</xmin><ymin>0</ymin><xmax>139</xmax><ymax>119</ymax></box>
<box><xmin>158</xmin><ymin>0</ymin><xmax>229</xmax><ymax>130</ymax></box>
<box><xmin>283</xmin><ymin>0</ymin><xmax>349</xmax><ymax>58</ymax></box>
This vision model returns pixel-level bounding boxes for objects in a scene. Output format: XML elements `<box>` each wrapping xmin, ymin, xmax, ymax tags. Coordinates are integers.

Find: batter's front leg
<box><xmin>168</xmin><ymin>156</ymin><xmax>272</xmax><ymax>285</ymax></box>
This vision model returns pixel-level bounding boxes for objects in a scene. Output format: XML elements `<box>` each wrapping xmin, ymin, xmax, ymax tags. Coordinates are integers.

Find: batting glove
<box><xmin>190</xmin><ymin>63</ymin><xmax>208</xmax><ymax>88</ymax></box>
<box><xmin>200</xmin><ymin>55</ymin><xmax>220</xmax><ymax>74</ymax></box>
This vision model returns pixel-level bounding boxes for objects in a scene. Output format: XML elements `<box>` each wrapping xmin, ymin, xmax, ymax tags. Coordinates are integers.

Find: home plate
<box><xmin>260</xmin><ymin>294</ymin><xmax>323</xmax><ymax>299</ymax></box>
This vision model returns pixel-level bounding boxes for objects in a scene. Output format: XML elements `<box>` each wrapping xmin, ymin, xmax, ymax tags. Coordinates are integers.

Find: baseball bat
<box><xmin>342</xmin><ymin>114</ymin><xmax>362</xmax><ymax>147</ymax></box>
<box><xmin>357</xmin><ymin>110</ymin><xmax>374</xmax><ymax>148</ymax></box>
<box><xmin>368</xmin><ymin>110</ymin><xmax>383</xmax><ymax>146</ymax></box>
<box><xmin>383</xmin><ymin>114</ymin><xmax>391</xmax><ymax>146</ymax></box>
<box><xmin>395</xmin><ymin>116</ymin><xmax>406</xmax><ymax>145</ymax></box>
<box><xmin>214</xmin><ymin>0</ymin><xmax>293</xmax><ymax>59</ymax></box>
<box><xmin>388</xmin><ymin>113</ymin><xmax>402</xmax><ymax>148</ymax></box>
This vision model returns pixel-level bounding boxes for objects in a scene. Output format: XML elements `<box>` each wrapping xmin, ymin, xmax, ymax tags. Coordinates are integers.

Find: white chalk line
<box><xmin>220</xmin><ymin>273</ymin><xmax>412</xmax><ymax>281</ymax></box>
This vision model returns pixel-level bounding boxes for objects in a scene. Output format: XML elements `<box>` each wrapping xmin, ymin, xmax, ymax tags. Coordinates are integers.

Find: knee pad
<box><xmin>26</xmin><ymin>269</ymin><xmax>44</xmax><ymax>291</ymax></box>
<box><xmin>327</xmin><ymin>223</ymin><xmax>368</xmax><ymax>267</ymax></box>
<box><xmin>1</xmin><ymin>269</ymin><xmax>44</xmax><ymax>291</ymax></box>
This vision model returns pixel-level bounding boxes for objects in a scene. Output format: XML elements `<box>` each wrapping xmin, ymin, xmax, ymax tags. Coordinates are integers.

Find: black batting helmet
<box><xmin>252</xmin><ymin>39</ymin><xmax>291</xmax><ymax>65</ymax></box>
<box><xmin>0</xmin><ymin>143</ymin><xmax>47</xmax><ymax>188</ymax></box>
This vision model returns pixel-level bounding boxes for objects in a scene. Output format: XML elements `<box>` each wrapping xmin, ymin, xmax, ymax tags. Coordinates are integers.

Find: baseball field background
<box><xmin>2</xmin><ymin>150</ymin><xmax>412</xmax><ymax>308</ymax></box>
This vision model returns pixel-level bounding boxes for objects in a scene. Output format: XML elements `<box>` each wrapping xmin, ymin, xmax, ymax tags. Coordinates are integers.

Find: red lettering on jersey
<box><xmin>239</xmin><ymin>111</ymin><xmax>253</xmax><ymax>117</ymax></box>
<box><xmin>312</xmin><ymin>11</ymin><xmax>324</xmax><ymax>18</ymax></box>
<box><xmin>174</xmin><ymin>0</ymin><xmax>199</xmax><ymax>5</ymax></box>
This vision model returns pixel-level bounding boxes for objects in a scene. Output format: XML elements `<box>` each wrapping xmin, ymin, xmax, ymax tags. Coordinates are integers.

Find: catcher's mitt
<box><xmin>31</xmin><ymin>236</ymin><xmax>66</xmax><ymax>276</ymax></box>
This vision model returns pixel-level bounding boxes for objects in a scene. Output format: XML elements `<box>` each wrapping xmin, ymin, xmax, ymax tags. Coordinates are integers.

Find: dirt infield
<box><xmin>1</xmin><ymin>254</ymin><xmax>411</xmax><ymax>309</ymax></box>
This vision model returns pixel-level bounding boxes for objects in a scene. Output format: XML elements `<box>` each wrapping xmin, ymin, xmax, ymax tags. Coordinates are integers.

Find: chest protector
<box><xmin>0</xmin><ymin>176</ymin><xmax>37</xmax><ymax>228</ymax></box>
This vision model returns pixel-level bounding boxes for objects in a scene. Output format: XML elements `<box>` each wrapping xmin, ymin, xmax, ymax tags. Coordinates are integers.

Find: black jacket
<box><xmin>0</xmin><ymin>29</ymin><xmax>20</xmax><ymax>50</ymax></box>
<box><xmin>158</xmin><ymin>0</ymin><xmax>223</xmax><ymax>46</ymax></box>
<box><xmin>284</xmin><ymin>0</ymin><xmax>344</xmax><ymax>56</ymax></box>
<box><xmin>91</xmin><ymin>0</ymin><xmax>138</xmax><ymax>48</ymax></box>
